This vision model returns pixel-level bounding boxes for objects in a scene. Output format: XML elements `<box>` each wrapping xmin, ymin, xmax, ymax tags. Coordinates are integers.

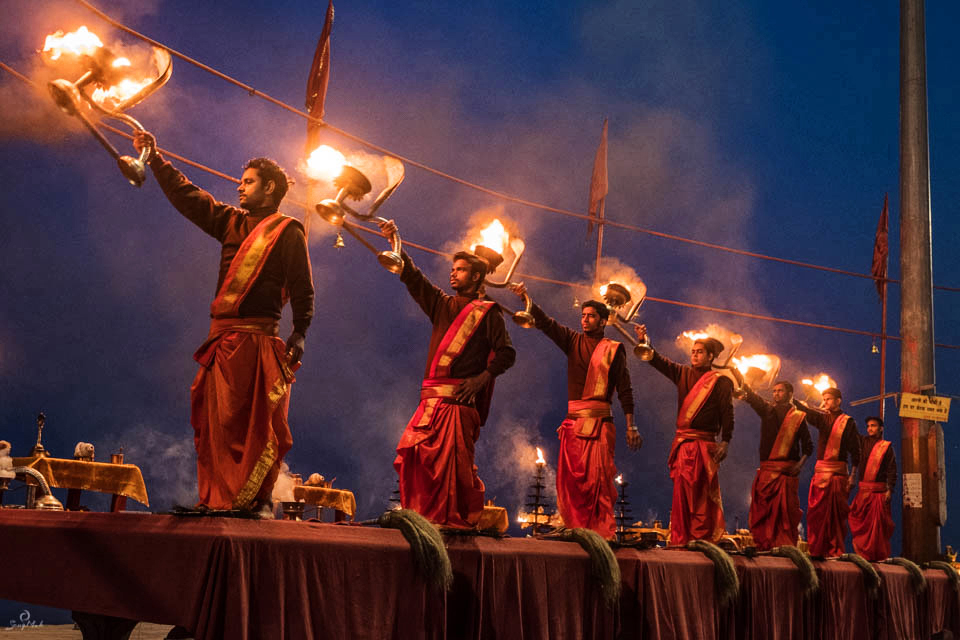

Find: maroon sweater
<box><xmin>399</xmin><ymin>252</ymin><xmax>515</xmax><ymax>381</ymax></box>
<box><xmin>858</xmin><ymin>436</ymin><xmax>897</xmax><ymax>490</ymax></box>
<box><xmin>529</xmin><ymin>304</ymin><xmax>634</xmax><ymax>416</ymax></box>
<box><xmin>793</xmin><ymin>402</ymin><xmax>861</xmax><ymax>467</ymax></box>
<box><xmin>743</xmin><ymin>388</ymin><xmax>813</xmax><ymax>461</ymax></box>
<box><xmin>648</xmin><ymin>351</ymin><xmax>734</xmax><ymax>441</ymax></box>
<box><xmin>149</xmin><ymin>156</ymin><xmax>314</xmax><ymax>336</ymax></box>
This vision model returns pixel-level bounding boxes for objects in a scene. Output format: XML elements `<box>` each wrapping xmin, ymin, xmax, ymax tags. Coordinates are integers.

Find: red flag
<box><xmin>871</xmin><ymin>194</ymin><xmax>889</xmax><ymax>300</ymax></box>
<box><xmin>305</xmin><ymin>0</ymin><xmax>334</xmax><ymax>149</ymax></box>
<box><xmin>587</xmin><ymin>118</ymin><xmax>608</xmax><ymax>235</ymax></box>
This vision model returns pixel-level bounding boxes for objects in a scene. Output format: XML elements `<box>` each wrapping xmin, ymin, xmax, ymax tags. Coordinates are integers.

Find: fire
<box><xmin>112</xmin><ymin>57</ymin><xmax>132</xmax><ymax>68</ymax></box>
<box><xmin>802</xmin><ymin>374</ymin><xmax>836</xmax><ymax>394</ymax></box>
<box><xmin>43</xmin><ymin>26</ymin><xmax>103</xmax><ymax>61</ymax></box>
<box><xmin>304</xmin><ymin>145</ymin><xmax>347</xmax><ymax>181</ymax></box>
<box><xmin>471</xmin><ymin>219</ymin><xmax>508</xmax><ymax>256</ymax></box>
<box><xmin>732</xmin><ymin>354</ymin><xmax>775</xmax><ymax>375</ymax></box>
<box><xmin>534</xmin><ymin>447</ymin><xmax>546</xmax><ymax>466</ymax></box>
<box><xmin>615</xmin><ymin>474</ymin><xmax>623</xmax><ymax>485</ymax></box>
<box><xmin>682</xmin><ymin>331</ymin><xmax>709</xmax><ymax>341</ymax></box>
<box><xmin>91</xmin><ymin>76</ymin><xmax>153</xmax><ymax>107</ymax></box>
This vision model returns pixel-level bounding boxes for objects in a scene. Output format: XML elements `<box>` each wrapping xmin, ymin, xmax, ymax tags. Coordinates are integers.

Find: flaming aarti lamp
<box><xmin>42</xmin><ymin>27</ymin><xmax>172</xmax><ymax>187</ymax></box>
<box><xmin>614</xmin><ymin>474</ymin><xmax>632</xmax><ymax>544</ymax></box>
<box><xmin>309</xmin><ymin>146</ymin><xmax>404</xmax><ymax>273</ymax></box>
<box><xmin>599</xmin><ymin>281</ymin><xmax>651</xmax><ymax>359</ymax></box>
<box><xmin>728</xmin><ymin>353</ymin><xmax>782</xmax><ymax>391</ymax></box>
<box><xmin>525</xmin><ymin>447</ymin><xmax>551</xmax><ymax>536</ymax></box>
<box><xmin>470</xmin><ymin>220</ymin><xmax>535</xmax><ymax>328</ymax></box>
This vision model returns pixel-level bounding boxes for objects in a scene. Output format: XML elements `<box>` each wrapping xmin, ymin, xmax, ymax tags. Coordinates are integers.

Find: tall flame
<box><xmin>534</xmin><ymin>447</ymin><xmax>546</xmax><ymax>466</ymax></box>
<box><xmin>304</xmin><ymin>145</ymin><xmax>347</xmax><ymax>181</ymax></box>
<box><xmin>682</xmin><ymin>331</ymin><xmax>709</xmax><ymax>341</ymax></box>
<box><xmin>615</xmin><ymin>474</ymin><xmax>623</xmax><ymax>485</ymax></box>
<box><xmin>43</xmin><ymin>26</ymin><xmax>103</xmax><ymax>61</ymax></box>
<box><xmin>471</xmin><ymin>219</ymin><xmax>509</xmax><ymax>256</ymax></box>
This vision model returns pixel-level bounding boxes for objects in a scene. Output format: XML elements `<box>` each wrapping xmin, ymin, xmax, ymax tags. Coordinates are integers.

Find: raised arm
<box><xmin>509</xmin><ymin>283</ymin><xmax>576</xmax><ymax>353</ymax></box>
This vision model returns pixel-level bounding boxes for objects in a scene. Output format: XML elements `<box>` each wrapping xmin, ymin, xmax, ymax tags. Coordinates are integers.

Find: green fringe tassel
<box><xmin>839</xmin><ymin>553</ymin><xmax>881</xmax><ymax>599</ymax></box>
<box><xmin>557</xmin><ymin>528</ymin><xmax>622</xmax><ymax>608</ymax></box>
<box><xmin>771</xmin><ymin>545</ymin><xmax>819</xmax><ymax>597</ymax></box>
<box><xmin>378</xmin><ymin>509</ymin><xmax>453</xmax><ymax>592</ymax></box>
<box><xmin>924</xmin><ymin>560</ymin><xmax>960</xmax><ymax>593</ymax></box>
<box><xmin>687</xmin><ymin>540</ymin><xmax>740</xmax><ymax>608</ymax></box>
<box><xmin>885</xmin><ymin>557</ymin><xmax>927</xmax><ymax>594</ymax></box>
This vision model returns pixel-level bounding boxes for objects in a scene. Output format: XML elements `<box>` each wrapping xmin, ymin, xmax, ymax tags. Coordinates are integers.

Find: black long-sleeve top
<box><xmin>742</xmin><ymin>388</ymin><xmax>813</xmax><ymax>462</ymax></box>
<box><xmin>529</xmin><ymin>304</ymin><xmax>634</xmax><ymax>416</ymax></box>
<box><xmin>399</xmin><ymin>252</ymin><xmax>515</xmax><ymax>380</ymax></box>
<box><xmin>858</xmin><ymin>436</ymin><xmax>897</xmax><ymax>490</ymax></box>
<box><xmin>648</xmin><ymin>351</ymin><xmax>735</xmax><ymax>442</ymax></box>
<box><xmin>792</xmin><ymin>401</ymin><xmax>860</xmax><ymax>467</ymax></box>
<box><xmin>149</xmin><ymin>155</ymin><xmax>314</xmax><ymax>336</ymax></box>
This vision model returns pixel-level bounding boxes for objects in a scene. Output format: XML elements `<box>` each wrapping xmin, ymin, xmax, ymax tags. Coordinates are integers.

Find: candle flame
<box><xmin>535</xmin><ymin>447</ymin><xmax>545</xmax><ymax>466</ymax></box>
<box><xmin>471</xmin><ymin>219</ymin><xmax>509</xmax><ymax>256</ymax></box>
<box><xmin>43</xmin><ymin>26</ymin><xmax>103</xmax><ymax>61</ymax></box>
<box><xmin>615</xmin><ymin>474</ymin><xmax>623</xmax><ymax>485</ymax></box>
<box><xmin>304</xmin><ymin>145</ymin><xmax>347</xmax><ymax>182</ymax></box>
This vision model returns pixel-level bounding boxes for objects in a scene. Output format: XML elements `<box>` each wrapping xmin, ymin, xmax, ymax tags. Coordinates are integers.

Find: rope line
<box><xmin>65</xmin><ymin>0</ymin><xmax>960</xmax><ymax>292</ymax></box>
<box><xmin>3</xmin><ymin>59</ymin><xmax>958</xmax><ymax>351</ymax></box>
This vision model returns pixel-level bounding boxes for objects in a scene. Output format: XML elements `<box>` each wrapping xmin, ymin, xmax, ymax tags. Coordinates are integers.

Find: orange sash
<box><xmin>863</xmin><ymin>440</ymin><xmax>891</xmax><ymax>483</ymax></box>
<box><xmin>768</xmin><ymin>406</ymin><xmax>805</xmax><ymax>461</ymax></box>
<box><xmin>823</xmin><ymin>413</ymin><xmax>850</xmax><ymax>462</ymax></box>
<box><xmin>210</xmin><ymin>213</ymin><xmax>296</xmax><ymax>318</ymax></box>
<box><xmin>677</xmin><ymin>371</ymin><xmax>720</xmax><ymax>429</ymax></box>
<box><xmin>566</xmin><ymin>339</ymin><xmax>620</xmax><ymax>438</ymax></box>
<box><xmin>408</xmin><ymin>378</ymin><xmax>463</xmax><ymax>429</ymax></box>
<box><xmin>428</xmin><ymin>300</ymin><xmax>494</xmax><ymax>378</ymax></box>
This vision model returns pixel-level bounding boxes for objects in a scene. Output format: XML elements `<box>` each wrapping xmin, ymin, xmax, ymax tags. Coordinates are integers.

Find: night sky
<box><xmin>1</xmin><ymin>0</ymin><xmax>958</xmax><ymax>624</ymax></box>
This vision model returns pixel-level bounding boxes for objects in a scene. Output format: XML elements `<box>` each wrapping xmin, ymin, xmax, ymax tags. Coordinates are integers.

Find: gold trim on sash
<box><xmin>768</xmin><ymin>406</ymin><xmax>805</xmax><ymax>460</ymax></box>
<box><xmin>823</xmin><ymin>413</ymin><xmax>850</xmax><ymax>462</ymax></box>
<box><xmin>232</xmin><ymin>439</ymin><xmax>278</xmax><ymax>509</ymax></box>
<box><xmin>863</xmin><ymin>440</ymin><xmax>891</xmax><ymax>483</ymax></box>
<box><xmin>432</xmin><ymin>300</ymin><xmax>494</xmax><ymax>376</ymax></box>
<box><xmin>583</xmin><ymin>339</ymin><xmax>619</xmax><ymax>400</ymax></box>
<box><xmin>677</xmin><ymin>371</ymin><xmax>720</xmax><ymax>429</ymax></box>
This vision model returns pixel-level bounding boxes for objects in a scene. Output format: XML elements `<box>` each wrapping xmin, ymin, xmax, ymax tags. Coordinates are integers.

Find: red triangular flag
<box><xmin>587</xmin><ymin>118</ymin><xmax>608</xmax><ymax>235</ymax></box>
<box><xmin>305</xmin><ymin>0</ymin><xmax>335</xmax><ymax>150</ymax></box>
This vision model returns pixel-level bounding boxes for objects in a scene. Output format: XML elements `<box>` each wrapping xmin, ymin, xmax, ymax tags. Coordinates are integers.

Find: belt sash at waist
<box><xmin>814</xmin><ymin>460</ymin><xmax>848</xmax><ymax>475</ymax></box>
<box><xmin>858</xmin><ymin>481</ymin><xmax>888</xmax><ymax>493</ymax></box>
<box><xmin>193</xmin><ymin>317</ymin><xmax>281</xmax><ymax>368</ymax></box>
<box><xmin>759</xmin><ymin>460</ymin><xmax>795</xmax><ymax>474</ymax></box>
<box><xmin>409</xmin><ymin>378</ymin><xmax>469</xmax><ymax>429</ymax></box>
<box><xmin>564</xmin><ymin>399</ymin><xmax>611</xmax><ymax>439</ymax></box>
<box><xmin>668</xmin><ymin>428</ymin><xmax>717</xmax><ymax>468</ymax></box>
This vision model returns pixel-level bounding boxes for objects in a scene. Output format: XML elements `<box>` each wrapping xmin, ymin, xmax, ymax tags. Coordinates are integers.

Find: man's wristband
<box><xmin>627</xmin><ymin>425</ymin><xmax>638</xmax><ymax>432</ymax></box>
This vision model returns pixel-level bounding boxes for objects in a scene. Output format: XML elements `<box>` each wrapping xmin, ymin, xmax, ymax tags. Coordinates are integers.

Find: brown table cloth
<box><xmin>12</xmin><ymin>456</ymin><xmax>149</xmax><ymax>506</ymax></box>
<box><xmin>0</xmin><ymin>510</ymin><xmax>956</xmax><ymax>640</ymax></box>
<box><xmin>292</xmin><ymin>486</ymin><xmax>356</xmax><ymax>517</ymax></box>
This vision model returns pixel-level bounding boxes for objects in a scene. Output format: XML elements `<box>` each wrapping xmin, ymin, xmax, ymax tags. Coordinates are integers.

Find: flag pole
<box><xmin>879</xmin><ymin>275</ymin><xmax>887</xmax><ymax>421</ymax></box>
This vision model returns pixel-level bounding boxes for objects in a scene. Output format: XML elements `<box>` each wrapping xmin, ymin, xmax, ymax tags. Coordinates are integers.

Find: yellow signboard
<box><xmin>899</xmin><ymin>393</ymin><xmax>951</xmax><ymax>422</ymax></box>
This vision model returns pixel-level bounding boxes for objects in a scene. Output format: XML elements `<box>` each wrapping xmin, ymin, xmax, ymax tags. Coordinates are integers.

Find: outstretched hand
<box><xmin>378</xmin><ymin>218</ymin><xmax>398</xmax><ymax>238</ymax></box>
<box><xmin>634</xmin><ymin>323</ymin><xmax>648</xmax><ymax>343</ymax></box>
<box><xmin>456</xmin><ymin>371</ymin><xmax>491</xmax><ymax>405</ymax></box>
<box><xmin>508</xmin><ymin>282</ymin><xmax>527</xmax><ymax>300</ymax></box>
<box><xmin>133</xmin><ymin>130</ymin><xmax>157</xmax><ymax>161</ymax></box>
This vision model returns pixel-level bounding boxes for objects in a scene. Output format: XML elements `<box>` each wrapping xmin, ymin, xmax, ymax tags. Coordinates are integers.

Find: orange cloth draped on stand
<box><xmin>849</xmin><ymin>439</ymin><xmax>895</xmax><ymax>561</ymax></box>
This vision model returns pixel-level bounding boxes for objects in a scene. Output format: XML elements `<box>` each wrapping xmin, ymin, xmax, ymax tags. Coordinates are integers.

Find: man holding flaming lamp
<box><xmin>133</xmin><ymin>131</ymin><xmax>314</xmax><ymax>517</ymax></box>
<box><xmin>634</xmin><ymin>325</ymin><xmax>734</xmax><ymax>545</ymax></box>
<box><xmin>378</xmin><ymin>219</ymin><xmax>515</xmax><ymax>528</ymax></box>
<box><xmin>737</xmin><ymin>381</ymin><xmax>813</xmax><ymax>550</ymax></box>
<box><xmin>792</xmin><ymin>387</ymin><xmax>860</xmax><ymax>557</ymax></box>
<box><xmin>848</xmin><ymin>416</ymin><xmax>896</xmax><ymax>561</ymax></box>
<box><xmin>510</xmin><ymin>284</ymin><xmax>642</xmax><ymax>539</ymax></box>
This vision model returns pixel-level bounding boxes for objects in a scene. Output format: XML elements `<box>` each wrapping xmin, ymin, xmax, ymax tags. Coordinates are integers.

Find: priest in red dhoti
<box><xmin>379</xmin><ymin>220</ymin><xmax>516</xmax><ymax>528</ymax></box>
<box><xmin>510</xmin><ymin>285</ymin><xmax>642</xmax><ymax>538</ymax></box>
<box><xmin>793</xmin><ymin>387</ymin><xmax>860</xmax><ymax>557</ymax></box>
<box><xmin>134</xmin><ymin>131</ymin><xmax>314</xmax><ymax>516</ymax></box>
<box><xmin>634</xmin><ymin>325</ymin><xmax>734</xmax><ymax>546</ymax></box>
<box><xmin>738</xmin><ymin>381</ymin><xmax>812</xmax><ymax>550</ymax></box>
<box><xmin>848</xmin><ymin>416</ymin><xmax>896</xmax><ymax>561</ymax></box>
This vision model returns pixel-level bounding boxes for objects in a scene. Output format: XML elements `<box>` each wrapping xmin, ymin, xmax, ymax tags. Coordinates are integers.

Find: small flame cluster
<box><xmin>731</xmin><ymin>354</ymin><xmax>776</xmax><ymax>375</ymax></box>
<box><xmin>470</xmin><ymin>219</ymin><xmax>510</xmax><ymax>256</ymax></box>
<box><xmin>802</xmin><ymin>373</ymin><xmax>837</xmax><ymax>394</ymax></box>
<box><xmin>304</xmin><ymin>144</ymin><xmax>348</xmax><ymax>182</ymax></box>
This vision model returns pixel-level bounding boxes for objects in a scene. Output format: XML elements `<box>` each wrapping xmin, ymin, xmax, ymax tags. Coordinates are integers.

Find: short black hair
<box><xmin>822</xmin><ymin>387</ymin><xmax>842</xmax><ymax>399</ymax></box>
<box><xmin>581</xmin><ymin>300</ymin><xmax>610</xmax><ymax>321</ymax></box>
<box><xmin>865</xmin><ymin>416</ymin><xmax>884</xmax><ymax>428</ymax></box>
<box><xmin>243</xmin><ymin>157</ymin><xmax>291</xmax><ymax>203</ymax></box>
<box><xmin>695</xmin><ymin>337</ymin><xmax>724</xmax><ymax>359</ymax></box>
<box><xmin>773</xmin><ymin>380</ymin><xmax>794</xmax><ymax>394</ymax></box>
<box><xmin>452</xmin><ymin>251</ymin><xmax>487</xmax><ymax>283</ymax></box>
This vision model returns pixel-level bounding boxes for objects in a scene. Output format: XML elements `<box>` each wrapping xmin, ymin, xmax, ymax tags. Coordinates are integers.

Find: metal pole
<box><xmin>594</xmin><ymin>197</ymin><xmax>605</xmax><ymax>285</ymax></box>
<box><xmin>899</xmin><ymin>0</ymin><xmax>943</xmax><ymax>562</ymax></box>
<box><xmin>879</xmin><ymin>279</ymin><xmax>887</xmax><ymax>421</ymax></box>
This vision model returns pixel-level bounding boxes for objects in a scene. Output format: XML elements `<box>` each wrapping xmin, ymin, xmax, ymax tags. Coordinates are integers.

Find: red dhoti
<box><xmin>191</xmin><ymin>317</ymin><xmax>295</xmax><ymax>510</ymax></box>
<box><xmin>556</xmin><ymin>399</ymin><xmax>617</xmax><ymax>538</ymax></box>
<box><xmin>807</xmin><ymin>460</ymin><xmax>850</xmax><ymax>557</ymax></box>
<box><xmin>668</xmin><ymin>430</ymin><xmax>724</xmax><ymax>545</ymax></box>
<box><xmin>749</xmin><ymin>460</ymin><xmax>801</xmax><ymax>550</ymax></box>
<box><xmin>395</xmin><ymin>379</ymin><xmax>485</xmax><ymax>528</ymax></box>
<box><xmin>849</xmin><ymin>481</ymin><xmax>893</xmax><ymax>561</ymax></box>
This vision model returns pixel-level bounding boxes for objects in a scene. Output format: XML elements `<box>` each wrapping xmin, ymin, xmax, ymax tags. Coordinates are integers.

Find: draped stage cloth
<box><xmin>1</xmin><ymin>510</ymin><xmax>957</xmax><ymax>640</ymax></box>
<box><xmin>12</xmin><ymin>456</ymin><xmax>149</xmax><ymax>506</ymax></box>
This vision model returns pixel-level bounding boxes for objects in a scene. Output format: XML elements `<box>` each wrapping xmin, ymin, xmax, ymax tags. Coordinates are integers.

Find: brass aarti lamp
<box><xmin>42</xmin><ymin>27</ymin><xmax>171</xmax><ymax>187</ymax></box>
<box><xmin>599</xmin><ymin>281</ymin><xmax>651</xmax><ymax>359</ymax></box>
<box><xmin>310</xmin><ymin>146</ymin><xmax>404</xmax><ymax>274</ymax></box>
<box><xmin>470</xmin><ymin>220</ymin><xmax>535</xmax><ymax>328</ymax></box>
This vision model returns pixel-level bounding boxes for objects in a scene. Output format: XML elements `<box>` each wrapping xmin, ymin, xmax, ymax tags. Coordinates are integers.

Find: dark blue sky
<box><xmin>1</xmin><ymin>0</ymin><xmax>958</xmax><ymax>593</ymax></box>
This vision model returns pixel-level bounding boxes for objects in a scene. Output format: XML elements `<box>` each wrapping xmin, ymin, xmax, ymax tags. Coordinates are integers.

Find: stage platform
<box><xmin>1</xmin><ymin>510</ymin><xmax>957</xmax><ymax>639</ymax></box>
